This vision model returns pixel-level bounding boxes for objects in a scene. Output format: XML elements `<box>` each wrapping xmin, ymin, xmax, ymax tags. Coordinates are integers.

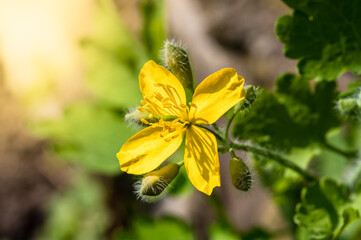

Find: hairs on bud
<box><xmin>336</xmin><ymin>86</ymin><xmax>361</xmax><ymax>121</ymax></box>
<box><xmin>230</xmin><ymin>157</ymin><xmax>252</xmax><ymax>192</ymax></box>
<box><xmin>160</xmin><ymin>39</ymin><xmax>188</xmax><ymax>65</ymax></box>
<box><xmin>232</xmin><ymin>169</ymin><xmax>252</xmax><ymax>192</ymax></box>
<box><xmin>236</xmin><ymin>85</ymin><xmax>261</xmax><ymax>116</ymax></box>
<box><xmin>336</xmin><ymin>98</ymin><xmax>361</xmax><ymax>121</ymax></box>
<box><xmin>133</xmin><ymin>163</ymin><xmax>180</xmax><ymax>202</ymax></box>
<box><xmin>161</xmin><ymin>39</ymin><xmax>194</xmax><ymax>91</ymax></box>
<box><xmin>133</xmin><ymin>176</ymin><xmax>170</xmax><ymax>202</ymax></box>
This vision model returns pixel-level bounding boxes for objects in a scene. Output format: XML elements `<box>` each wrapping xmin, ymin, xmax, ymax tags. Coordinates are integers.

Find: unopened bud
<box><xmin>230</xmin><ymin>157</ymin><xmax>252</xmax><ymax>191</ymax></box>
<box><xmin>338</xmin><ymin>98</ymin><xmax>357</xmax><ymax>114</ymax></box>
<box><xmin>137</xmin><ymin>163</ymin><xmax>180</xmax><ymax>198</ymax></box>
<box><xmin>232</xmin><ymin>85</ymin><xmax>258</xmax><ymax>113</ymax></box>
<box><xmin>163</xmin><ymin>40</ymin><xmax>194</xmax><ymax>91</ymax></box>
<box><xmin>244</xmin><ymin>85</ymin><xmax>257</xmax><ymax>107</ymax></box>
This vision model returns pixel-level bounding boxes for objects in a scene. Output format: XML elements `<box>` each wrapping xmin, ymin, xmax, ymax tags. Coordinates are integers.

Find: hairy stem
<box><xmin>212</xmin><ymin>123</ymin><xmax>222</xmax><ymax>133</ymax></box>
<box><xmin>229</xmin><ymin>148</ymin><xmax>237</xmax><ymax>158</ymax></box>
<box><xmin>322</xmin><ymin>141</ymin><xmax>358</xmax><ymax>159</ymax></box>
<box><xmin>232</xmin><ymin>143</ymin><xmax>318</xmax><ymax>182</ymax></box>
<box><xmin>225</xmin><ymin>111</ymin><xmax>238</xmax><ymax>143</ymax></box>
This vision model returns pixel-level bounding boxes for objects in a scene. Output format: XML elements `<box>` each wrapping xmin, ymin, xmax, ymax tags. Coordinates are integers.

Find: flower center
<box><xmin>142</xmin><ymin>119</ymin><xmax>186</xmax><ymax>142</ymax></box>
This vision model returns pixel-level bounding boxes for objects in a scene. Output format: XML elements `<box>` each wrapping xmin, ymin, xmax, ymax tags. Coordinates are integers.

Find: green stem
<box><xmin>232</xmin><ymin>143</ymin><xmax>318</xmax><ymax>182</ymax></box>
<box><xmin>322</xmin><ymin>142</ymin><xmax>358</xmax><ymax>159</ymax></box>
<box><xmin>194</xmin><ymin>124</ymin><xmax>225</xmax><ymax>143</ymax></box>
<box><xmin>177</xmin><ymin>160</ymin><xmax>184</xmax><ymax>167</ymax></box>
<box><xmin>229</xmin><ymin>148</ymin><xmax>237</xmax><ymax>158</ymax></box>
<box><xmin>212</xmin><ymin>123</ymin><xmax>222</xmax><ymax>133</ymax></box>
<box><xmin>225</xmin><ymin>110</ymin><xmax>238</xmax><ymax>142</ymax></box>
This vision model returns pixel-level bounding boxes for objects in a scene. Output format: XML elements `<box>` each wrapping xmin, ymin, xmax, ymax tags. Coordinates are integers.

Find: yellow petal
<box><xmin>184</xmin><ymin>125</ymin><xmax>220</xmax><ymax>195</ymax></box>
<box><xmin>139</xmin><ymin>60</ymin><xmax>187</xmax><ymax>118</ymax></box>
<box><xmin>190</xmin><ymin>69</ymin><xmax>246</xmax><ymax>124</ymax></box>
<box><xmin>117</xmin><ymin>123</ymin><xmax>185</xmax><ymax>175</ymax></box>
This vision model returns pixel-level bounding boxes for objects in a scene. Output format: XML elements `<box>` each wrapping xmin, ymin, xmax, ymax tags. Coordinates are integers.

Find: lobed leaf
<box><xmin>232</xmin><ymin>74</ymin><xmax>340</xmax><ymax>151</ymax></box>
<box><xmin>294</xmin><ymin>178</ymin><xmax>360</xmax><ymax>239</ymax></box>
<box><xmin>276</xmin><ymin>0</ymin><xmax>361</xmax><ymax>81</ymax></box>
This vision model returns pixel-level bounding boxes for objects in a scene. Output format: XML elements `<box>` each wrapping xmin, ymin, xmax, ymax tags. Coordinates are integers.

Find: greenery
<box><xmin>30</xmin><ymin>0</ymin><xmax>361</xmax><ymax>239</ymax></box>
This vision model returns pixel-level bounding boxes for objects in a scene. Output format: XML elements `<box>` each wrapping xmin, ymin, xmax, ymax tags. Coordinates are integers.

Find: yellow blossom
<box><xmin>117</xmin><ymin>60</ymin><xmax>246</xmax><ymax>195</ymax></box>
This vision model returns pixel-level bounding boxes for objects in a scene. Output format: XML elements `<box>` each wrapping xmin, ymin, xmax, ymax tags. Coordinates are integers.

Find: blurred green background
<box><xmin>1</xmin><ymin>0</ymin><xmax>361</xmax><ymax>239</ymax></box>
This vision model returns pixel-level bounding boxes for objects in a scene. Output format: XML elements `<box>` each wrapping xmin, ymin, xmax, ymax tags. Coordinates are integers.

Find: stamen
<box><xmin>141</xmin><ymin>119</ymin><xmax>151</xmax><ymax>125</ymax></box>
<box><xmin>145</xmin><ymin>105</ymin><xmax>159</xmax><ymax>117</ymax></box>
<box><xmin>189</xmin><ymin>102</ymin><xmax>198</xmax><ymax>120</ymax></box>
<box><xmin>140</xmin><ymin>82</ymin><xmax>190</xmax><ymax>121</ymax></box>
<box><xmin>138</xmin><ymin>106</ymin><xmax>146</xmax><ymax>112</ymax></box>
<box><xmin>163</xmin><ymin>103</ymin><xmax>173</xmax><ymax>108</ymax></box>
<box><xmin>160</xmin><ymin>128</ymin><xmax>169</xmax><ymax>138</ymax></box>
<box><xmin>189</xmin><ymin>102</ymin><xmax>197</xmax><ymax>108</ymax></box>
<box><xmin>144</xmin><ymin>97</ymin><xmax>163</xmax><ymax>116</ymax></box>
<box><xmin>163</xmin><ymin>86</ymin><xmax>178</xmax><ymax>106</ymax></box>
<box><xmin>168</xmin><ymin>85</ymin><xmax>183</xmax><ymax>104</ymax></box>
<box><xmin>154</xmin><ymin>83</ymin><xmax>165</xmax><ymax>87</ymax></box>
<box><xmin>154</xmin><ymin>92</ymin><xmax>164</xmax><ymax>102</ymax></box>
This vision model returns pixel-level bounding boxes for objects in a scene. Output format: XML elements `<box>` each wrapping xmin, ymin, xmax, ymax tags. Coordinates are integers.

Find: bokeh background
<box><xmin>0</xmin><ymin>0</ymin><xmax>301</xmax><ymax>239</ymax></box>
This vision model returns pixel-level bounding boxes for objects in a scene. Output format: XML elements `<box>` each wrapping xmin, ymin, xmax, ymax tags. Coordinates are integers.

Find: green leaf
<box><xmin>294</xmin><ymin>178</ymin><xmax>360</xmax><ymax>239</ymax></box>
<box><xmin>337</xmin><ymin>79</ymin><xmax>361</xmax><ymax>119</ymax></box>
<box><xmin>232</xmin><ymin>74</ymin><xmax>340</xmax><ymax>151</ymax></box>
<box><xmin>333</xmin><ymin>207</ymin><xmax>360</xmax><ymax>238</ymax></box>
<box><xmin>253</xmin><ymin>145</ymin><xmax>320</xmax><ymax>225</ymax></box>
<box><xmin>31</xmin><ymin>103</ymin><xmax>136</xmax><ymax>175</ymax></box>
<box><xmin>276</xmin><ymin>0</ymin><xmax>361</xmax><ymax>81</ymax></box>
<box><xmin>232</xmin><ymin>87</ymin><xmax>296</xmax><ymax>150</ymax></box>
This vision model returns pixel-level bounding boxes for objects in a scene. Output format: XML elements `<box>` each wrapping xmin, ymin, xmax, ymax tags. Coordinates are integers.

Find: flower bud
<box><xmin>338</xmin><ymin>98</ymin><xmax>357</xmax><ymax>114</ymax></box>
<box><xmin>230</xmin><ymin>157</ymin><xmax>252</xmax><ymax>191</ymax></box>
<box><xmin>137</xmin><ymin>163</ymin><xmax>180</xmax><ymax>197</ymax></box>
<box><xmin>245</xmin><ymin>85</ymin><xmax>257</xmax><ymax>105</ymax></box>
<box><xmin>163</xmin><ymin>40</ymin><xmax>194</xmax><ymax>91</ymax></box>
<box><xmin>231</xmin><ymin>85</ymin><xmax>258</xmax><ymax>114</ymax></box>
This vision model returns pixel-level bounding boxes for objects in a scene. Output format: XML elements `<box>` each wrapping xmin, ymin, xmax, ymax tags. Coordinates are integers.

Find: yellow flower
<box><xmin>117</xmin><ymin>60</ymin><xmax>246</xmax><ymax>195</ymax></box>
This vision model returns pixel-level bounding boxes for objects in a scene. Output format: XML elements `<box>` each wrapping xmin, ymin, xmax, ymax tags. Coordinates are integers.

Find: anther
<box><xmin>141</xmin><ymin>119</ymin><xmax>151</xmax><ymax>125</ymax></box>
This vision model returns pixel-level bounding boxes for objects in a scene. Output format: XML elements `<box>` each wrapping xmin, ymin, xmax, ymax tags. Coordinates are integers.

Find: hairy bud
<box><xmin>230</xmin><ymin>157</ymin><xmax>252</xmax><ymax>191</ymax></box>
<box><xmin>134</xmin><ymin>163</ymin><xmax>180</xmax><ymax>201</ymax></box>
<box><xmin>244</xmin><ymin>85</ymin><xmax>257</xmax><ymax>108</ymax></box>
<box><xmin>163</xmin><ymin>40</ymin><xmax>194</xmax><ymax>91</ymax></box>
<box><xmin>232</xmin><ymin>85</ymin><xmax>258</xmax><ymax>114</ymax></box>
<box><xmin>338</xmin><ymin>98</ymin><xmax>357</xmax><ymax>114</ymax></box>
